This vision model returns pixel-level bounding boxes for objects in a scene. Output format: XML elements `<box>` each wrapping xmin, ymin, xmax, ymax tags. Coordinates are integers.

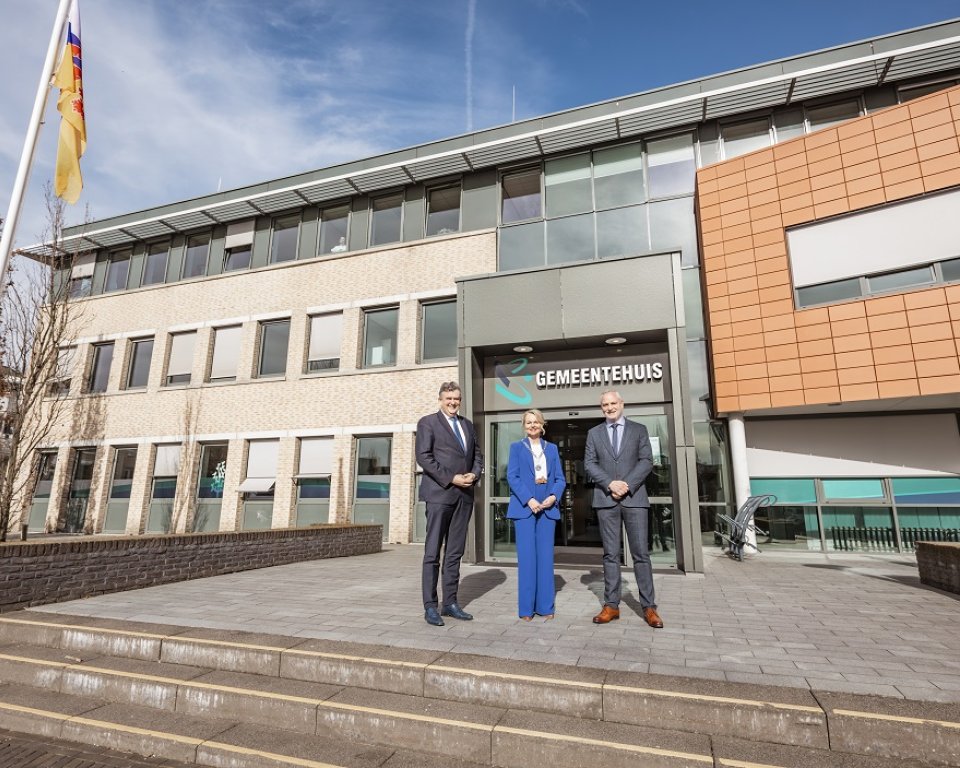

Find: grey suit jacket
<box><xmin>583</xmin><ymin>419</ymin><xmax>653</xmax><ymax>509</ymax></box>
<box><xmin>415</xmin><ymin>411</ymin><xmax>483</xmax><ymax>505</ymax></box>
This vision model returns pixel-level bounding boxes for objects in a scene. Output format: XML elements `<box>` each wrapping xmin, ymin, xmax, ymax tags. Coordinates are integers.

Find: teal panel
<box><xmin>750</xmin><ymin>478</ymin><xmax>816</xmax><ymax>505</ymax></box>
<box><xmin>892</xmin><ymin>477</ymin><xmax>960</xmax><ymax>505</ymax></box>
<box><xmin>822</xmin><ymin>478</ymin><xmax>885</xmax><ymax>501</ymax></box>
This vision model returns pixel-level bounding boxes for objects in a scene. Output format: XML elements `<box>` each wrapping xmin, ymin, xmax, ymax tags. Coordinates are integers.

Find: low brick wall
<box><xmin>916</xmin><ymin>541</ymin><xmax>960</xmax><ymax>594</ymax></box>
<box><xmin>0</xmin><ymin>525</ymin><xmax>382</xmax><ymax>612</ymax></box>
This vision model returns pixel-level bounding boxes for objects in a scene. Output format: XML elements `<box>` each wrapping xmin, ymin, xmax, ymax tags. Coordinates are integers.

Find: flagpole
<box><xmin>0</xmin><ymin>0</ymin><xmax>73</xmax><ymax>284</ymax></box>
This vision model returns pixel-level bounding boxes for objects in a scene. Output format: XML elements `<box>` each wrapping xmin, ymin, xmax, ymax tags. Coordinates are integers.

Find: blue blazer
<box><xmin>506</xmin><ymin>438</ymin><xmax>566</xmax><ymax>520</ymax></box>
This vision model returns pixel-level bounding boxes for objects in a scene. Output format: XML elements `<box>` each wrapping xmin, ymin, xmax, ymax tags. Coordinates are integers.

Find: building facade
<box><xmin>17</xmin><ymin>19</ymin><xmax>960</xmax><ymax>571</ymax></box>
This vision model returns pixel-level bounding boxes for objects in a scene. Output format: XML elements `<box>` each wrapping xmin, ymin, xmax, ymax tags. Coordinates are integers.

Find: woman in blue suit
<box><xmin>507</xmin><ymin>409</ymin><xmax>566</xmax><ymax>620</ymax></box>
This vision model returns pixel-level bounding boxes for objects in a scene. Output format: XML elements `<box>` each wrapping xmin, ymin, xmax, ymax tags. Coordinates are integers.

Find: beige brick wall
<box><xmin>18</xmin><ymin>231</ymin><xmax>496</xmax><ymax>541</ymax></box>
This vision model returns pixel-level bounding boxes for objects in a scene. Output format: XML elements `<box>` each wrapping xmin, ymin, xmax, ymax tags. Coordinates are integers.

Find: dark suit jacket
<box><xmin>416</xmin><ymin>411</ymin><xmax>483</xmax><ymax>504</ymax></box>
<box><xmin>505</xmin><ymin>438</ymin><xmax>566</xmax><ymax>520</ymax></box>
<box><xmin>583</xmin><ymin>419</ymin><xmax>653</xmax><ymax>509</ymax></box>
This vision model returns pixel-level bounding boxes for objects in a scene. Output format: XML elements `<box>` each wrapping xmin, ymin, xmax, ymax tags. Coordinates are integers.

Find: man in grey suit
<box><xmin>416</xmin><ymin>382</ymin><xmax>484</xmax><ymax>627</ymax></box>
<box><xmin>584</xmin><ymin>390</ymin><xmax>663</xmax><ymax>628</ymax></box>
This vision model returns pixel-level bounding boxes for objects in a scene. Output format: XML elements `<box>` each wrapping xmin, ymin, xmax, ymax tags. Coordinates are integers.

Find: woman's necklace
<box><xmin>527</xmin><ymin>440</ymin><xmax>545</xmax><ymax>472</ymax></box>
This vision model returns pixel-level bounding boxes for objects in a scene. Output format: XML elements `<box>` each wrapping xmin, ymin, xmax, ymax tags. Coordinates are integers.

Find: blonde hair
<box><xmin>522</xmin><ymin>409</ymin><xmax>547</xmax><ymax>434</ymax></box>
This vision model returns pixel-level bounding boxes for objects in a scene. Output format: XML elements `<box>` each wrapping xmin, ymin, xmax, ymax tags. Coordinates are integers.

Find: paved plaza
<box><xmin>33</xmin><ymin>544</ymin><xmax>960</xmax><ymax>703</ymax></box>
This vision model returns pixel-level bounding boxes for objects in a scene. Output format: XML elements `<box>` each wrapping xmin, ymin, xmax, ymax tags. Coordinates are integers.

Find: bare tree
<box><xmin>0</xmin><ymin>190</ymin><xmax>85</xmax><ymax>541</ymax></box>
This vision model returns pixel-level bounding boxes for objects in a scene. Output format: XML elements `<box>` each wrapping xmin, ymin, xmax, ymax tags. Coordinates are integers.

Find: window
<box><xmin>65</xmin><ymin>448</ymin><xmax>96</xmax><ymax>533</ymax></box>
<box><xmin>501</xmin><ymin>168</ymin><xmax>542</xmax><ymax>224</ymax></box>
<box><xmin>546</xmin><ymin>212</ymin><xmax>595</xmax><ymax>264</ymax></box>
<box><xmin>68</xmin><ymin>276</ymin><xmax>92</xmax><ymax>299</ymax></box>
<box><xmin>240</xmin><ymin>440</ymin><xmax>279</xmax><ymax>530</ymax></box>
<box><xmin>104</xmin><ymin>249</ymin><xmax>131</xmax><ymax>293</ymax></box>
<box><xmin>87</xmin><ymin>343</ymin><xmax>114</xmax><ymax>393</ymax></box>
<box><xmin>223</xmin><ymin>246</ymin><xmax>252</xmax><ymax>272</ymax></box>
<box><xmin>545</xmin><ymin>154</ymin><xmax>592</xmax><ymax>218</ymax></box>
<box><xmin>796</xmin><ymin>279</ymin><xmax>862</xmax><ymax>308</ymax></box>
<box><xmin>147</xmin><ymin>444</ymin><xmax>180</xmax><ymax>533</ymax></box>
<box><xmin>806</xmin><ymin>99</ymin><xmax>861</xmax><ymax>131</ymax></box>
<box><xmin>182</xmin><ymin>234</ymin><xmax>210</xmax><ymax>279</ymax></box>
<box><xmin>646</xmin><ymin>134</ymin><xmax>696</xmax><ymax>198</ymax></box>
<box><xmin>50</xmin><ymin>346</ymin><xmax>75</xmax><ymax>396</ymax></box>
<box><xmin>649</xmin><ymin>197</ymin><xmax>698</xmax><ymax>267</ymax></box>
<box><xmin>28</xmin><ymin>451</ymin><xmax>58</xmax><ymax>530</ymax></box>
<box><xmin>194</xmin><ymin>442</ymin><xmax>228</xmax><ymax>532</ymax></box>
<box><xmin>307</xmin><ymin>313</ymin><xmax>342</xmax><ymax>372</ymax></box>
<box><xmin>165</xmin><ymin>332</ymin><xmax>195</xmax><ymax>385</ymax></box>
<box><xmin>103</xmin><ymin>447</ymin><xmax>137</xmax><ymax>532</ymax></box>
<box><xmin>426</xmin><ymin>185</ymin><xmax>461</xmax><ymax>236</ymax></box>
<box><xmin>257</xmin><ymin>319</ymin><xmax>290</xmax><ymax>377</ymax></box>
<box><xmin>900</xmin><ymin>79</ymin><xmax>960</xmax><ymax>102</ymax></box>
<box><xmin>721</xmin><ymin>118</ymin><xmax>772</xmax><ymax>160</ymax></box>
<box><xmin>867</xmin><ymin>266</ymin><xmax>934</xmax><ymax>294</ymax></box>
<box><xmin>319</xmin><ymin>205</ymin><xmax>350</xmax><ymax>255</ymax></box>
<box><xmin>296</xmin><ymin>437</ymin><xmax>333</xmax><ymax>525</ymax></box>
<box><xmin>353</xmin><ymin>436</ymin><xmax>391</xmax><ymax>539</ymax></box>
<box><xmin>370</xmin><ymin>194</ymin><xmax>403</xmax><ymax>246</ymax></box>
<box><xmin>142</xmin><ymin>242</ymin><xmax>169</xmax><ymax>286</ymax></box>
<box><xmin>209</xmin><ymin>325</ymin><xmax>242</xmax><ymax>382</ymax></box>
<box><xmin>593</xmin><ymin>143</ymin><xmax>645</xmax><ymax>210</ymax></box>
<box><xmin>498</xmin><ymin>221</ymin><xmax>545</xmax><ymax>270</ymax></box>
<box><xmin>420</xmin><ymin>300</ymin><xmax>457</xmax><ymax>362</ymax></box>
<box><xmin>126</xmin><ymin>338</ymin><xmax>153</xmax><ymax>389</ymax></box>
<box><xmin>270</xmin><ymin>214</ymin><xmax>299</xmax><ymax>264</ymax></box>
<box><xmin>67</xmin><ymin>253</ymin><xmax>94</xmax><ymax>298</ymax></box>
<box><xmin>596</xmin><ymin>206</ymin><xmax>648</xmax><ymax>260</ymax></box>
<box><xmin>362</xmin><ymin>307</ymin><xmax>398</xmax><ymax>367</ymax></box>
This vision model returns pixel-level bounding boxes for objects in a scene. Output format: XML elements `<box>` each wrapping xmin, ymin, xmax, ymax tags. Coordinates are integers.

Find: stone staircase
<box><xmin>0</xmin><ymin>610</ymin><xmax>957</xmax><ymax>768</ymax></box>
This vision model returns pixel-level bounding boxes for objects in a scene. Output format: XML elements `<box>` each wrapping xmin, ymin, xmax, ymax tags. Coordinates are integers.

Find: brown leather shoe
<box><xmin>643</xmin><ymin>607</ymin><xmax>664</xmax><ymax>628</ymax></box>
<box><xmin>592</xmin><ymin>605</ymin><xmax>620</xmax><ymax>624</ymax></box>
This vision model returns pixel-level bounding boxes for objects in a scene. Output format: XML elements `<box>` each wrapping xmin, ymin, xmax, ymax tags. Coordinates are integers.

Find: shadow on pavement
<box><xmin>458</xmin><ymin>569</ymin><xmax>507</xmax><ymax>607</ymax></box>
<box><xmin>802</xmin><ymin>563</ymin><xmax>960</xmax><ymax>602</ymax></box>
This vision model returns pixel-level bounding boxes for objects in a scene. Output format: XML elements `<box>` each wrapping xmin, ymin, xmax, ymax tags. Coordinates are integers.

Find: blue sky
<box><xmin>1</xmin><ymin>0</ymin><xmax>958</xmax><ymax>250</ymax></box>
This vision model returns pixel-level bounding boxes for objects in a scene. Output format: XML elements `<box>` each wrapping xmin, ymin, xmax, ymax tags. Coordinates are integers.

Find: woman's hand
<box><xmin>527</xmin><ymin>498</ymin><xmax>542</xmax><ymax>514</ymax></box>
<box><xmin>541</xmin><ymin>495</ymin><xmax>556</xmax><ymax>509</ymax></box>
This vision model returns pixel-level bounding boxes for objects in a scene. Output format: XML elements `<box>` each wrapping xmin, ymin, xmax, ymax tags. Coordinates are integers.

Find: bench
<box><xmin>717</xmin><ymin>494</ymin><xmax>776</xmax><ymax>561</ymax></box>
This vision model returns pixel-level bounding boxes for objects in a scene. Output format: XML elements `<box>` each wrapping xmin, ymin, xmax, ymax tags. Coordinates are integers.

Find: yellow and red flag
<box><xmin>53</xmin><ymin>0</ymin><xmax>85</xmax><ymax>204</ymax></box>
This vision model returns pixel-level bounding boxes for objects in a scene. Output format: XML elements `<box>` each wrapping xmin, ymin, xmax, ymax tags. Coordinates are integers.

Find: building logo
<box><xmin>494</xmin><ymin>357</ymin><xmax>533</xmax><ymax>405</ymax></box>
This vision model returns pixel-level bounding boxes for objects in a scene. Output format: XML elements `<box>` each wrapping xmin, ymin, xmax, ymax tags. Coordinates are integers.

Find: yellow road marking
<box><xmin>833</xmin><ymin>708</ymin><xmax>960</xmax><ymax>730</ymax></box>
<box><xmin>497</xmin><ymin>725</ymin><xmax>713</xmax><ymax>763</ymax></box>
<box><xmin>67</xmin><ymin>716</ymin><xmax>204</xmax><ymax>746</ymax></box>
<box><xmin>0</xmin><ymin>700</ymin><xmax>72</xmax><ymax>720</ymax></box>
<box><xmin>205</xmin><ymin>741</ymin><xmax>346</xmax><ymax>768</ymax></box>
<box><xmin>719</xmin><ymin>758</ymin><xmax>790</xmax><ymax>768</ymax></box>
<box><xmin>605</xmin><ymin>684</ymin><xmax>822</xmax><ymax>713</ymax></box>
<box><xmin>430</xmin><ymin>664</ymin><xmax>603</xmax><ymax>689</ymax></box>
<box><xmin>0</xmin><ymin>617</ymin><xmax>165</xmax><ymax>640</ymax></box>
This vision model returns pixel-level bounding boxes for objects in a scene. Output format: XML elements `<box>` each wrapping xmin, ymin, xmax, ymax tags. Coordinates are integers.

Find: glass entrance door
<box><xmin>485</xmin><ymin>407</ymin><xmax>676</xmax><ymax>566</ymax></box>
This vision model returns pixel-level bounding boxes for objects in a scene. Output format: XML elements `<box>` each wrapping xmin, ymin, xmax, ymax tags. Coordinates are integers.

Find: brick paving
<box><xmin>34</xmin><ymin>544</ymin><xmax>960</xmax><ymax>702</ymax></box>
<box><xmin>0</xmin><ymin>727</ymin><xmax>189</xmax><ymax>768</ymax></box>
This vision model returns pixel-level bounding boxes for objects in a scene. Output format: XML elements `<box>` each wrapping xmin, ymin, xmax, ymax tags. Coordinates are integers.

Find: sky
<box><xmin>1</xmin><ymin>0</ymin><xmax>958</xmax><ymax>252</ymax></box>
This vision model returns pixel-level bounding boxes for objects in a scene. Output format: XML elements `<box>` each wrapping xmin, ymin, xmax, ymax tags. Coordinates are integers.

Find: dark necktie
<box><xmin>450</xmin><ymin>416</ymin><xmax>466</xmax><ymax>451</ymax></box>
<box><xmin>611</xmin><ymin>423</ymin><xmax>620</xmax><ymax>455</ymax></box>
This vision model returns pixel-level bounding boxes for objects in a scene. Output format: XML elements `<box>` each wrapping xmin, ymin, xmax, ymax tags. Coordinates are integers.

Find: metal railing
<box><xmin>830</xmin><ymin>526</ymin><xmax>960</xmax><ymax>551</ymax></box>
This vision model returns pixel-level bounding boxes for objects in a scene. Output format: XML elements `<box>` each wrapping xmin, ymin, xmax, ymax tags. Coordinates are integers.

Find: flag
<box><xmin>53</xmin><ymin>0</ymin><xmax>85</xmax><ymax>204</ymax></box>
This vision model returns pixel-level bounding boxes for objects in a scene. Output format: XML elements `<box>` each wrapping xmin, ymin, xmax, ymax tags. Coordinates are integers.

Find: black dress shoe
<box><xmin>424</xmin><ymin>607</ymin><xmax>445</xmax><ymax>626</ymax></box>
<box><xmin>441</xmin><ymin>603</ymin><xmax>473</xmax><ymax>621</ymax></box>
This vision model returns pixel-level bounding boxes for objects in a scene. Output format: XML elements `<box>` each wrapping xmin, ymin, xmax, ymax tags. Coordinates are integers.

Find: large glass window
<box><xmin>596</xmin><ymin>206</ymin><xmax>648</xmax><ymax>260</ymax></box>
<box><xmin>807</xmin><ymin>99</ymin><xmax>861</xmax><ymax>131</ymax></box>
<box><xmin>867</xmin><ymin>266</ymin><xmax>935</xmax><ymax>294</ymax></box>
<box><xmin>142</xmin><ymin>242</ymin><xmax>169</xmax><ymax>286</ymax></box>
<box><xmin>147</xmin><ymin>444</ymin><xmax>180</xmax><ymax>533</ymax></box>
<box><xmin>646</xmin><ymin>134</ymin><xmax>696</xmax><ymax>198</ymax></box>
<box><xmin>194</xmin><ymin>442</ymin><xmax>228</xmax><ymax>532</ymax></box>
<box><xmin>240</xmin><ymin>440</ymin><xmax>279</xmax><ymax>530</ymax></box>
<box><xmin>126</xmin><ymin>338</ymin><xmax>153</xmax><ymax>389</ymax></box>
<box><xmin>593</xmin><ymin>143</ymin><xmax>645</xmax><ymax>210</ymax></box>
<box><xmin>104</xmin><ymin>250</ymin><xmax>131</xmax><ymax>293</ymax></box>
<box><xmin>182</xmin><ymin>234</ymin><xmax>210</xmax><ymax>279</ymax></box>
<box><xmin>362</xmin><ymin>307</ymin><xmax>398</xmax><ymax>368</ymax></box>
<box><xmin>209</xmin><ymin>325</ymin><xmax>242</xmax><ymax>382</ymax></box>
<box><xmin>721</xmin><ymin>118</ymin><xmax>772</xmax><ymax>160</ymax></box>
<box><xmin>103</xmin><ymin>447</ymin><xmax>137</xmax><ymax>533</ymax></box>
<box><xmin>257</xmin><ymin>319</ymin><xmax>290</xmax><ymax>377</ymax></box>
<box><xmin>796</xmin><ymin>279</ymin><xmax>863</xmax><ymax>308</ymax></box>
<box><xmin>223</xmin><ymin>246</ymin><xmax>252</xmax><ymax>272</ymax></box>
<box><xmin>165</xmin><ymin>332</ymin><xmax>195</xmax><ymax>386</ymax></box>
<box><xmin>892</xmin><ymin>477</ymin><xmax>960</xmax><ymax>505</ymax></box>
<box><xmin>546</xmin><ymin>212</ymin><xmax>595</xmax><ymax>264</ymax></box>
<box><xmin>501</xmin><ymin>168</ymin><xmax>542</xmax><ymax>224</ymax></box>
<box><xmin>87</xmin><ymin>342</ymin><xmax>114</xmax><ymax>393</ymax></box>
<box><xmin>353</xmin><ymin>436</ymin><xmax>391</xmax><ymax>540</ymax></box>
<box><xmin>319</xmin><ymin>205</ymin><xmax>350</xmax><ymax>255</ymax></box>
<box><xmin>499</xmin><ymin>221</ymin><xmax>545</xmax><ymax>271</ymax></box>
<box><xmin>270</xmin><ymin>214</ymin><xmax>299</xmax><ymax>264</ymax></box>
<box><xmin>649</xmin><ymin>197</ymin><xmax>698</xmax><ymax>267</ymax></box>
<box><xmin>370</xmin><ymin>194</ymin><xmax>403</xmax><ymax>246</ymax></box>
<box><xmin>64</xmin><ymin>448</ymin><xmax>96</xmax><ymax>533</ymax></box>
<box><xmin>821</xmin><ymin>478</ymin><xmax>886</xmax><ymax>502</ymax></box>
<box><xmin>307</xmin><ymin>313</ymin><xmax>342</xmax><ymax>372</ymax></box>
<box><xmin>421</xmin><ymin>300</ymin><xmax>457</xmax><ymax>362</ymax></box>
<box><xmin>544</xmin><ymin>154</ymin><xmax>592</xmax><ymax>218</ymax></box>
<box><xmin>296</xmin><ymin>437</ymin><xmax>333</xmax><ymax>525</ymax></box>
<box><xmin>426</xmin><ymin>185</ymin><xmax>461</xmax><ymax>236</ymax></box>
<box><xmin>50</xmin><ymin>346</ymin><xmax>75</xmax><ymax>396</ymax></box>
<box><xmin>28</xmin><ymin>451</ymin><xmax>58</xmax><ymax>530</ymax></box>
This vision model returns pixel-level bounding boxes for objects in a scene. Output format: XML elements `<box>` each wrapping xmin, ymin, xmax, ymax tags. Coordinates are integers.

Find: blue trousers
<box><xmin>514</xmin><ymin>513</ymin><xmax>556</xmax><ymax>617</ymax></box>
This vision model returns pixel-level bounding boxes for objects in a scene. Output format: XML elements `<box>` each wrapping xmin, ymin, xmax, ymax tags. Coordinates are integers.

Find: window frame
<box><xmin>87</xmin><ymin>342</ymin><xmax>115</xmax><ymax>393</ymax></box>
<box><xmin>141</xmin><ymin>241</ymin><xmax>170</xmax><ymax>287</ymax></box>
<box><xmin>419</xmin><ymin>299</ymin><xmax>458</xmax><ymax>363</ymax></box>
<box><xmin>369</xmin><ymin>192</ymin><xmax>404</xmax><ymax>247</ymax></box>
<box><xmin>269</xmin><ymin>213</ymin><xmax>301</xmax><ymax>264</ymax></box>
<box><xmin>125</xmin><ymin>337</ymin><xmax>154</xmax><ymax>390</ymax></box>
<box><xmin>104</xmin><ymin>249</ymin><xmax>132</xmax><ymax>293</ymax></box>
<box><xmin>425</xmin><ymin>183</ymin><xmax>462</xmax><ymax>237</ymax></box>
<box><xmin>256</xmin><ymin>318</ymin><xmax>291</xmax><ymax>378</ymax></box>
<box><xmin>181</xmin><ymin>233</ymin><xmax>211</xmax><ymax>280</ymax></box>
<box><xmin>165</xmin><ymin>331</ymin><xmax>196</xmax><ymax>386</ymax></box>
<box><xmin>306</xmin><ymin>312</ymin><xmax>343</xmax><ymax>373</ymax></box>
<box><xmin>361</xmin><ymin>306</ymin><xmax>400</xmax><ymax>369</ymax></box>
<box><xmin>500</xmin><ymin>165</ymin><xmax>544</xmax><ymax>225</ymax></box>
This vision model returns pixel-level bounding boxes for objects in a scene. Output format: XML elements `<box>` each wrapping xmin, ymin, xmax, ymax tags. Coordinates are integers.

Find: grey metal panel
<box><xmin>407</xmin><ymin>154</ymin><xmax>471</xmax><ymax>181</ymax></box>
<box><xmin>206</xmin><ymin>226</ymin><xmax>226</xmax><ymax>277</ymax></box>
<box><xmin>864</xmin><ymin>87</ymin><xmax>898</xmax><ymax>113</ymax></box>
<box><xmin>872</xmin><ymin>20</ymin><xmax>960</xmax><ymax>54</ymax></box>
<box><xmin>790</xmin><ymin>61</ymin><xmax>881</xmax><ymax>101</ymax></box>
<box><xmin>461</xmin><ymin>269</ymin><xmax>563</xmax><ymax>347</ymax></box>
<box><xmin>348</xmin><ymin>198</ymin><xmax>369</xmax><ymax>252</ymax></box>
<box><xmin>884</xmin><ymin>42</ymin><xmax>960</xmax><ymax>82</ymax></box>
<box><xmin>255</xmin><ymin>190</ymin><xmax>306</xmax><ymax>214</ymax></box>
<box><xmin>297</xmin><ymin>207</ymin><xmax>319</xmax><ymax>260</ymax></box>
<box><xmin>619</xmin><ymin>101</ymin><xmax>704</xmax><ymax>137</ymax></box>
<box><xmin>699</xmin><ymin>62</ymin><xmax>786</xmax><ymax>92</ymax></box>
<box><xmin>465</xmin><ymin>137</ymin><xmax>541</xmax><ymax>169</ymax></box>
<box><xmin>165</xmin><ymin>236</ymin><xmax>185</xmax><ymax>283</ymax></box>
<box><xmin>461</xmin><ymin>169</ymin><xmax>498</xmax><ymax>232</ymax></box>
<box><xmin>780</xmin><ymin>42</ymin><xmax>877</xmax><ymax>74</ymax></box>
<box><xmin>251</xmin><ymin>216</ymin><xmax>271</xmax><ymax>269</ymax></box>
<box><xmin>160</xmin><ymin>211</ymin><xmax>217</xmax><ymax>232</ymax></box>
<box><xmin>351</xmin><ymin>166</ymin><xmax>411</xmax><ymax>192</ymax></box>
<box><xmin>127</xmin><ymin>243</ymin><xmax>146</xmax><ymax>291</ymax></box>
<box><xmin>124</xmin><ymin>220</ymin><xmax>175</xmax><ymax>240</ymax></box>
<box><xmin>703</xmin><ymin>81</ymin><xmax>791</xmax><ymax>120</ymax></box>
<box><xmin>91</xmin><ymin>255</ymin><xmax>107</xmax><ymax>295</ymax></box>
<box><xmin>559</xmin><ymin>255</ymin><xmax>677</xmax><ymax>339</ymax></box>
<box><xmin>537</xmin><ymin>120</ymin><xmax>620</xmax><ymax>155</ymax></box>
<box><xmin>90</xmin><ymin>230</ymin><xmax>135</xmax><ymax>248</ymax></box>
<box><xmin>403</xmin><ymin>185</ymin><xmax>425</xmax><ymax>242</ymax></box>
<box><xmin>211</xmin><ymin>201</ymin><xmax>260</xmax><ymax>222</ymax></box>
<box><xmin>299</xmin><ymin>179</ymin><xmax>357</xmax><ymax>203</ymax></box>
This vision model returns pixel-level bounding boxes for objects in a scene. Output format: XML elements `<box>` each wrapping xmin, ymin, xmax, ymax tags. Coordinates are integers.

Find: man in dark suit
<box><xmin>416</xmin><ymin>381</ymin><xmax>484</xmax><ymax>627</ymax></box>
<box><xmin>583</xmin><ymin>390</ymin><xmax>663</xmax><ymax>628</ymax></box>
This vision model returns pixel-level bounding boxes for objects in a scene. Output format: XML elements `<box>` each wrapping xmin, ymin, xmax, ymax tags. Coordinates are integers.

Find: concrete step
<box><xmin>1</xmin><ymin>611</ymin><xmax>959</xmax><ymax>766</ymax></box>
<box><xmin>0</xmin><ymin>679</ymin><xmax>934</xmax><ymax>768</ymax></box>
